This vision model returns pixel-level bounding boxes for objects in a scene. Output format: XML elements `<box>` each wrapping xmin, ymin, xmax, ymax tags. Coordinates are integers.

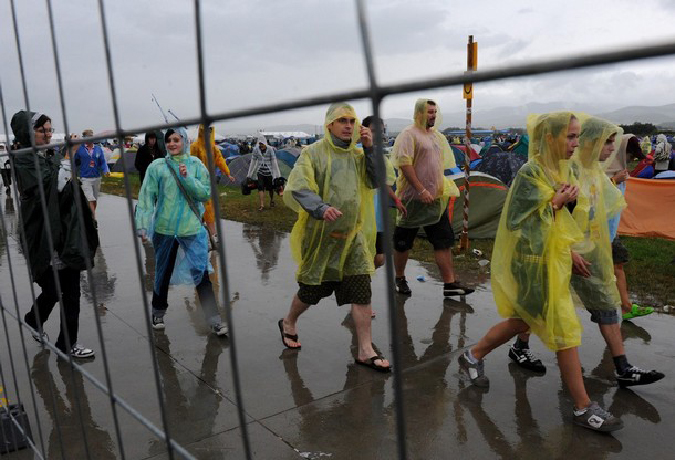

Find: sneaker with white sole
<box><xmin>443</xmin><ymin>282</ymin><xmax>475</xmax><ymax>297</ymax></box>
<box><xmin>152</xmin><ymin>315</ymin><xmax>165</xmax><ymax>331</ymax></box>
<box><xmin>69</xmin><ymin>344</ymin><xmax>95</xmax><ymax>359</ymax></box>
<box><xmin>395</xmin><ymin>277</ymin><xmax>412</xmax><ymax>296</ymax></box>
<box><xmin>616</xmin><ymin>365</ymin><xmax>665</xmax><ymax>388</ymax></box>
<box><xmin>459</xmin><ymin>350</ymin><xmax>490</xmax><ymax>388</ymax></box>
<box><xmin>508</xmin><ymin>345</ymin><xmax>546</xmax><ymax>373</ymax></box>
<box><xmin>30</xmin><ymin>328</ymin><xmax>49</xmax><ymax>344</ymax></box>
<box><xmin>573</xmin><ymin>401</ymin><xmax>623</xmax><ymax>432</ymax></box>
<box><xmin>211</xmin><ymin>323</ymin><xmax>229</xmax><ymax>337</ymax></box>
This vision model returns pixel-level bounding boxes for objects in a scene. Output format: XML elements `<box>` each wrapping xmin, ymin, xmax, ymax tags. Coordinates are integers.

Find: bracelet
<box><xmin>418</xmin><ymin>188</ymin><xmax>427</xmax><ymax>196</ymax></box>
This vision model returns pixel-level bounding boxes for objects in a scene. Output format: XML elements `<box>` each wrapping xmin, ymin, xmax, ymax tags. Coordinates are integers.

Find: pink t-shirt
<box><xmin>392</xmin><ymin>125</ymin><xmax>444</xmax><ymax>201</ymax></box>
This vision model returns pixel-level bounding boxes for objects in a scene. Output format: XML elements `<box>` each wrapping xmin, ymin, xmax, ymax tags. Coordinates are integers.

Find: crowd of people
<box><xmin>3</xmin><ymin>98</ymin><xmax>667</xmax><ymax>436</ymax></box>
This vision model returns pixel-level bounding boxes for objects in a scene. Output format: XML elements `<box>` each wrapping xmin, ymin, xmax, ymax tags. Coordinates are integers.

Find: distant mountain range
<box><xmin>258</xmin><ymin>103</ymin><xmax>675</xmax><ymax>135</ymax></box>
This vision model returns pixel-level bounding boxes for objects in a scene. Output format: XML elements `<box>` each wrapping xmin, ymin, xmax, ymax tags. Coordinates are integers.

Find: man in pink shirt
<box><xmin>391</xmin><ymin>99</ymin><xmax>474</xmax><ymax>298</ymax></box>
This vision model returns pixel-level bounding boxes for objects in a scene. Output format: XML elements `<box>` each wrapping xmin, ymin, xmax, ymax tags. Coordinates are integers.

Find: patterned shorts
<box><xmin>297</xmin><ymin>274</ymin><xmax>371</xmax><ymax>306</ymax></box>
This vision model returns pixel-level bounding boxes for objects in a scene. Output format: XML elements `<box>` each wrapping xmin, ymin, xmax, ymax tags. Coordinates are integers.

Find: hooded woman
<box><xmin>189</xmin><ymin>124</ymin><xmax>233</xmax><ymax>248</ymax></box>
<box><xmin>10</xmin><ymin>110</ymin><xmax>98</xmax><ymax>358</ymax></box>
<box><xmin>247</xmin><ymin>134</ymin><xmax>281</xmax><ymax>211</ymax></box>
<box><xmin>459</xmin><ymin>112</ymin><xmax>623</xmax><ymax>432</ymax></box>
<box><xmin>135</xmin><ymin>127</ymin><xmax>227</xmax><ymax>336</ymax></box>
<box><xmin>135</xmin><ymin>132</ymin><xmax>163</xmax><ymax>184</ymax></box>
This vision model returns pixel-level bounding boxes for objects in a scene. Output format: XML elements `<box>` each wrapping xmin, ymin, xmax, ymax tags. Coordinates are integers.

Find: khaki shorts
<box><xmin>80</xmin><ymin>177</ymin><xmax>101</xmax><ymax>202</ymax></box>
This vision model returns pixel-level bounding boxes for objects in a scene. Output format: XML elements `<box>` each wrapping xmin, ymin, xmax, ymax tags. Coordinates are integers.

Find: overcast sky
<box><xmin>2</xmin><ymin>0</ymin><xmax>675</xmax><ymax>136</ymax></box>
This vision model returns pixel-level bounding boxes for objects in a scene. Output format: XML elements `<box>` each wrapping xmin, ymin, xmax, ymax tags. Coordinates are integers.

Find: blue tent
<box><xmin>218</xmin><ymin>143</ymin><xmax>240</xmax><ymax>158</ymax></box>
<box><xmin>276</xmin><ymin>148</ymin><xmax>301</xmax><ymax>168</ymax></box>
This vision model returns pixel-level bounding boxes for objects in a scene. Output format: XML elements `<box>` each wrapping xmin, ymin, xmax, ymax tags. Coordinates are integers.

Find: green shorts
<box><xmin>297</xmin><ymin>274</ymin><xmax>371</xmax><ymax>306</ymax></box>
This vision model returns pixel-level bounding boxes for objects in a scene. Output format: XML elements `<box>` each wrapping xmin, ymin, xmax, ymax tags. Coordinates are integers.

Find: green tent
<box><xmin>448</xmin><ymin>171</ymin><xmax>507</xmax><ymax>239</ymax></box>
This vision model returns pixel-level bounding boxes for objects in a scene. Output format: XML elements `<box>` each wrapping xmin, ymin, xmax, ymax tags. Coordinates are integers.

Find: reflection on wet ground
<box><xmin>1</xmin><ymin>192</ymin><xmax>674</xmax><ymax>459</ymax></box>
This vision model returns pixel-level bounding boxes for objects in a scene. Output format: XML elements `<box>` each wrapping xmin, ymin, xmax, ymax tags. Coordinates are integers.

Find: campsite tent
<box><xmin>508</xmin><ymin>134</ymin><xmax>529</xmax><ymax>160</ymax></box>
<box><xmin>219</xmin><ymin>153</ymin><xmax>292</xmax><ymax>186</ymax></box>
<box><xmin>619</xmin><ymin>177</ymin><xmax>675</xmax><ymax>240</ymax></box>
<box><xmin>111</xmin><ymin>151</ymin><xmax>138</xmax><ymax>172</ymax></box>
<box><xmin>447</xmin><ymin>171</ymin><xmax>508</xmax><ymax>239</ymax></box>
<box><xmin>476</xmin><ymin>150</ymin><xmax>526</xmax><ymax>186</ymax></box>
<box><xmin>276</xmin><ymin>147</ymin><xmax>302</xmax><ymax>168</ymax></box>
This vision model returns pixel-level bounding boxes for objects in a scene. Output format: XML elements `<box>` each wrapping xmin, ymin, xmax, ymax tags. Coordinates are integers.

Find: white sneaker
<box><xmin>211</xmin><ymin>323</ymin><xmax>228</xmax><ymax>337</ymax></box>
<box><xmin>70</xmin><ymin>344</ymin><xmax>95</xmax><ymax>359</ymax></box>
<box><xmin>152</xmin><ymin>315</ymin><xmax>165</xmax><ymax>331</ymax></box>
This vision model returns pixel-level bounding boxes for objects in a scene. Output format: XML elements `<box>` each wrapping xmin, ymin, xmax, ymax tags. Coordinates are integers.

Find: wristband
<box><xmin>418</xmin><ymin>188</ymin><xmax>427</xmax><ymax>196</ymax></box>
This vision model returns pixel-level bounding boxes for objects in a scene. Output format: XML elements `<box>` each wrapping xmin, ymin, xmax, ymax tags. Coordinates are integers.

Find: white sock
<box><xmin>467</xmin><ymin>349</ymin><xmax>479</xmax><ymax>364</ymax></box>
<box><xmin>573</xmin><ymin>406</ymin><xmax>589</xmax><ymax>416</ymax></box>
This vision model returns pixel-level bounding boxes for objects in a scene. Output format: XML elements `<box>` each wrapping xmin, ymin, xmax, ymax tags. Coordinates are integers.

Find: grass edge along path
<box><xmin>101</xmin><ymin>174</ymin><xmax>674</xmax><ymax>307</ymax></box>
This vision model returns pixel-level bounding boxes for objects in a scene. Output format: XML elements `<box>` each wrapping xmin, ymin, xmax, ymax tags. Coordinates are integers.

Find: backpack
<box><xmin>654</xmin><ymin>142</ymin><xmax>672</xmax><ymax>162</ymax></box>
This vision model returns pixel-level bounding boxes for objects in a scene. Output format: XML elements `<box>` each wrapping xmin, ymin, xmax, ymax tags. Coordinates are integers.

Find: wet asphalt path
<box><xmin>1</xmin><ymin>192</ymin><xmax>674</xmax><ymax>459</ymax></box>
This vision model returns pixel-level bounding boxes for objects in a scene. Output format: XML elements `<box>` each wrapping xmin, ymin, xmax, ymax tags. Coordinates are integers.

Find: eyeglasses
<box><xmin>35</xmin><ymin>128</ymin><xmax>55</xmax><ymax>134</ymax></box>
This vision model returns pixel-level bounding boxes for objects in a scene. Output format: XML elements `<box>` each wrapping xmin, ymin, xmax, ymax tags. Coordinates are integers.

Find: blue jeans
<box><xmin>151</xmin><ymin>233</ymin><xmax>221</xmax><ymax>327</ymax></box>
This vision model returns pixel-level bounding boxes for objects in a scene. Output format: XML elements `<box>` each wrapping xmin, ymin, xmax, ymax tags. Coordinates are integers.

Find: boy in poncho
<box><xmin>459</xmin><ymin>112</ymin><xmax>623</xmax><ymax>432</ymax></box>
<box><xmin>278</xmin><ymin>103</ymin><xmax>390</xmax><ymax>372</ymax></box>
<box><xmin>507</xmin><ymin>117</ymin><xmax>665</xmax><ymax>388</ymax></box>
<box><xmin>136</xmin><ymin>127</ymin><xmax>227</xmax><ymax>336</ymax></box>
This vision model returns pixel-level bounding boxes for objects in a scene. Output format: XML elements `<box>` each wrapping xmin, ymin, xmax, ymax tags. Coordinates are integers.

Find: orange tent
<box><xmin>618</xmin><ymin>177</ymin><xmax>675</xmax><ymax>240</ymax></box>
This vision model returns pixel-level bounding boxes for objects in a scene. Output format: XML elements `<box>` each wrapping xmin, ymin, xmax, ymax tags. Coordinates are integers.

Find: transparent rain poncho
<box><xmin>570</xmin><ymin>116</ymin><xmax>626</xmax><ymax>311</ymax></box>
<box><xmin>391</xmin><ymin>98</ymin><xmax>459</xmax><ymax>228</ymax></box>
<box><xmin>491</xmin><ymin>112</ymin><xmax>584</xmax><ymax>351</ymax></box>
<box><xmin>283</xmin><ymin>103</ymin><xmax>376</xmax><ymax>284</ymax></box>
<box><xmin>135</xmin><ymin>127</ymin><xmax>212</xmax><ymax>287</ymax></box>
<box><xmin>190</xmin><ymin>124</ymin><xmax>230</xmax><ymax>224</ymax></box>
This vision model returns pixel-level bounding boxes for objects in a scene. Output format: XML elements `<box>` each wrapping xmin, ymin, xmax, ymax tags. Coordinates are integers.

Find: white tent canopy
<box><xmin>258</xmin><ymin>131</ymin><xmax>312</xmax><ymax>139</ymax></box>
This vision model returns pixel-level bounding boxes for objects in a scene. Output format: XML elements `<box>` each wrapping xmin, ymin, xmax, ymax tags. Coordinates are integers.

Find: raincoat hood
<box><xmin>164</xmin><ymin>126</ymin><xmax>190</xmax><ymax>158</ymax></box>
<box><xmin>324</xmin><ymin>103</ymin><xmax>360</xmax><ymax>150</ymax></box>
<box><xmin>197</xmin><ymin>124</ymin><xmax>216</xmax><ymax>146</ymax></box>
<box><xmin>256</xmin><ymin>134</ymin><xmax>269</xmax><ymax>149</ymax></box>
<box><xmin>10</xmin><ymin>110</ymin><xmax>44</xmax><ymax>147</ymax></box>
<box><xmin>607</xmin><ymin>134</ymin><xmax>635</xmax><ymax>175</ymax></box>
<box><xmin>413</xmin><ymin>98</ymin><xmax>442</xmax><ymax>131</ymax></box>
<box><xmin>526</xmin><ymin>111</ymin><xmax>577</xmax><ymax>185</ymax></box>
<box><xmin>577</xmin><ymin>116</ymin><xmax>622</xmax><ymax>171</ymax></box>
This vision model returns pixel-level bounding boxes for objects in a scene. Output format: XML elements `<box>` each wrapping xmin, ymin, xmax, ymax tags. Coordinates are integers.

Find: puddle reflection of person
<box><xmin>147</xmin><ymin>333</ymin><xmax>227</xmax><ymax>458</ymax></box>
<box><xmin>30</xmin><ymin>351</ymin><xmax>117</xmax><ymax>459</ymax></box>
<box><xmin>81</xmin><ymin>249</ymin><xmax>117</xmax><ymax>313</ymax></box>
<box><xmin>242</xmin><ymin>223</ymin><xmax>285</xmax><ymax>283</ymax></box>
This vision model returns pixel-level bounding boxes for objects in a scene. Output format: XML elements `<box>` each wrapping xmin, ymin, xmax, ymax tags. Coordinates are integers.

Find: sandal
<box><xmin>355</xmin><ymin>355</ymin><xmax>391</xmax><ymax>373</ymax></box>
<box><xmin>258</xmin><ymin>206</ymin><xmax>264</xmax><ymax>212</ymax></box>
<box><xmin>278</xmin><ymin>319</ymin><xmax>301</xmax><ymax>349</ymax></box>
<box><xmin>622</xmin><ymin>304</ymin><xmax>654</xmax><ymax>320</ymax></box>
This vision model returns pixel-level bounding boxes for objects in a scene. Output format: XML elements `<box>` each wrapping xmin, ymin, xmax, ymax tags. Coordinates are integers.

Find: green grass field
<box><xmin>102</xmin><ymin>173</ymin><xmax>674</xmax><ymax>307</ymax></box>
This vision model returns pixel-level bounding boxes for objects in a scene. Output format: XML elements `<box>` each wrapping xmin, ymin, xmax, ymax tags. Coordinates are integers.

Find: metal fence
<box><xmin>1</xmin><ymin>0</ymin><xmax>674</xmax><ymax>459</ymax></box>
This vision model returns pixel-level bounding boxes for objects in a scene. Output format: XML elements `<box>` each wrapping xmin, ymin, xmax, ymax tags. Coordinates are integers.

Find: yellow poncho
<box><xmin>190</xmin><ymin>124</ymin><xmax>231</xmax><ymax>224</ymax></box>
<box><xmin>283</xmin><ymin>103</ymin><xmax>376</xmax><ymax>284</ymax></box>
<box><xmin>491</xmin><ymin>112</ymin><xmax>584</xmax><ymax>351</ymax></box>
<box><xmin>391</xmin><ymin>98</ymin><xmax>459</xmax><ymax>228</ymax></box>
<box><xmin>570</xmin><ymin>116</ymin><xmax>626</xmax><ymax>311</ymax></box>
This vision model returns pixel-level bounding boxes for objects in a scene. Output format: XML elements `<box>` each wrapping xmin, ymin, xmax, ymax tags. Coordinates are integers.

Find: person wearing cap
<box><xmin>73</xmin><ymin>128</ymin><xmax>109</xmax><ymax>220</ymax></box>
<box><xmin>10</xmin><ymin>110</ymin><xmax>98</xmax><ymax>359</ymax></box>
<box><xmin>391</xmin><ymin>98</ymin><xmax>474</xmax><ymax>298</ymax></box>
<box><xmin>278</xmin><ymin>102</ymin><xmax>390</xmax><ymax>372</ymax></box>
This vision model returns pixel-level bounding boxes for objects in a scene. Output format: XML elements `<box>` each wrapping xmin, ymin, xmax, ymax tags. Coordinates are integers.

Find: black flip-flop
<box><xmin>278</xmin><ymin>319</ymin><xmax>301</xmax><ymax>349</ymax></box>
<box><xmin>355</xmin><ymin>355</ymin><xmax>391</xmax><ymax>373</ymax></box>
